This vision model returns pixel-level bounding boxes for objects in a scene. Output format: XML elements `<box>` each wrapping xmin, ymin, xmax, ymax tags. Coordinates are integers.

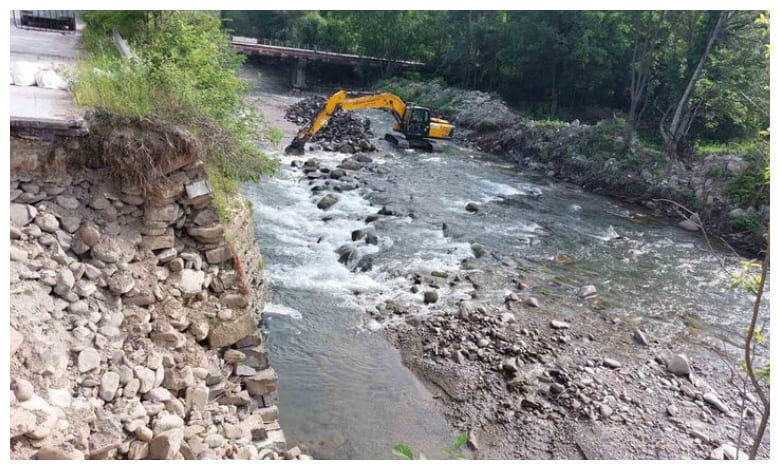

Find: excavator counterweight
<box><xmin>284</xmin><ymin>90</ymin><xmax>454</xmax><ymax>155</ymax></box>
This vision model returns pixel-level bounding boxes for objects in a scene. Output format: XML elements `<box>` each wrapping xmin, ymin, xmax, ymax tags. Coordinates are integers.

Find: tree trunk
<box><xmin>664</xmin><ymin>11</ymin><xmax>728</xmax><ymax>157</ymax></box>
<box><xmin>550</xmin><ymin>61</ymin><xmax>559</xmax><ymax>116</ymax></box>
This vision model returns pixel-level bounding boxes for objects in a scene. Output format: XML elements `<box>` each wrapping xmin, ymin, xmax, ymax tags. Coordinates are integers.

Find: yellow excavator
<box><xmin>284</xmin><ymin>90</ymin><xmax>455</xmax><ymax>155</ymax></box>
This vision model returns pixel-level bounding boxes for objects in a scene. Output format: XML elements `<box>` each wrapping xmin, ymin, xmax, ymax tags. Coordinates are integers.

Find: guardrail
<box><xmin>231</xmin><ymin>36</ymin><xmax>424</xmax><ymax>67</ymax></box>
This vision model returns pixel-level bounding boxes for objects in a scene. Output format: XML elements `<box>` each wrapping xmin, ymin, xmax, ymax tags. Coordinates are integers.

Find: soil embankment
<box><xmin>9</xmin><ymin>117</ymin><xmax>309</xmax><ymax>460</ymax></box>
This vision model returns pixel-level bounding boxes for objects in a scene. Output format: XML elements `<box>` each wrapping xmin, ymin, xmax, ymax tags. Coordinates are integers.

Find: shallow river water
<box><xmin>241</xmin><ymin>96</ymin><xmax>769</xmax><ymax>459</ymax></box>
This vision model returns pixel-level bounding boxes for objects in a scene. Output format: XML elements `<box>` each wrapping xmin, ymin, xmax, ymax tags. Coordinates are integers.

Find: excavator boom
<box><xmin>285</xmin><ymin>89</ymin><xmax>454</xmax><ymax>155</ymax></box>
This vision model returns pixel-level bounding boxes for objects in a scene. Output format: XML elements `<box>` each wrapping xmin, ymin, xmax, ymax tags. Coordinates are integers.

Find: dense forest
<box><xmin>222</xmin><ymin>10</ymin><xmax>769</xmax><ymax>157</ymax></box>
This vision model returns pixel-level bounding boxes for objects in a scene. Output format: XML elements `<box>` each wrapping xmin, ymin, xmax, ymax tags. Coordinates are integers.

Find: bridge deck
<box><xmin>232</xmin><ymin>39</ymin><xmax>424</xmax><ymax>69</ymax></box>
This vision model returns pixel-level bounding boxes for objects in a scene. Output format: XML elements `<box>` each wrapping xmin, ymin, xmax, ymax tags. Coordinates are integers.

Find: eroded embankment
<box><xmin>9</xmin><ymin>117</ymin><xmax>309</xmax><ymax>460</ymax></box>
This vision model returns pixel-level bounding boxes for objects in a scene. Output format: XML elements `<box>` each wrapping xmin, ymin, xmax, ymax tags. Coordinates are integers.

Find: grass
<box><xmin>73</xmin><ymin>11</ymin><xmax>278</xmax><ymax>221</ymax></box>
<box><xmin>266</xmin><ymin>126</ymin><xmax>285</xmax><ymax>147</ymax></box>
<box><xmin>695</xmin><ymin>140</ymin><xmax>766</xmax><ymax>158</ymax></box>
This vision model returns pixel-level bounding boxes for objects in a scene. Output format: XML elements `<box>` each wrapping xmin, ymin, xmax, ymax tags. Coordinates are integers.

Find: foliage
<box><xmin>727</xmin><ymin>164</ymin><xmax>770</xmax><ymax>208</ymax></box>
<box><xmin>392</xmin><ymin>433</ymin><xmax>469</xmax><ymax>460</ymax></box>
<box><xmin>75</xmin><ymin>11</ymin><xmax>277</xmax><ymax>217</ymax></box>
<box><xmin>224</xmin><ymin>10</ymin><xmax>769</xmax><ymax>153</ymax></box>
<box><xmin>730</xmin><ymin>260</ymin><xmax>762</xmax><ymax>294</ymax></box>
<box><xmin>731</xmin><ymin>213</ymin><xmax>765</xmax><ymax>239</ymax></box>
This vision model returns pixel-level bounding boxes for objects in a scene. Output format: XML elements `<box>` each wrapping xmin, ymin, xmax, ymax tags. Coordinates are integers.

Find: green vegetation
<box><xmin>731</xmin><ymin>213</ymin><xmax>765</xmax><ymax>239</ymax></box>
<box><xmin>223</xmin><ymin>11</ymin><xmax>768</xmax><ymax>162</ymax></box>
<box><xmin>75</xmin><ymin>11</ymin><xmax>277</xmax><ymax>219</ymax></box>
<box><xmin>392</xmin><ymin>434</ymin><xmax>469</xmax><ymax>460</ymax></box>
<box><xmin>727</xmin><ymin>152</ymin><xmax>770</xmax><ymax>208</ymax></box>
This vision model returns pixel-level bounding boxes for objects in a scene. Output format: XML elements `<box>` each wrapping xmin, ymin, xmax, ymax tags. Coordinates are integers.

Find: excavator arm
<box><xmin>285</xmin><ymin>90</ymin><xmax>408</xmax><ymax>155</ymax></box>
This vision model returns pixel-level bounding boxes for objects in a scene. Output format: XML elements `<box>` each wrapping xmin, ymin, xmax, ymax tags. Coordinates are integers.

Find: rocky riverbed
<box><xmin>232</xmin><ymin>90</ymin><xmax>769</xmax><ymax>459</ymax></box>
<box><xmin>9</xmin><ymin>123</ymin><xmax>310</xmax><ymax>460</ymax></box>
<box><xmin>273</xmin><ymin>147</ymin><xmax>768</xmax><ymax>460</ymax></box>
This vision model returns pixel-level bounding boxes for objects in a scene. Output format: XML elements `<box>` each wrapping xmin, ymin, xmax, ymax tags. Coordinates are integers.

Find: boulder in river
<box><xmin>317</xmin><ymin>194</ymin><xmax>339</xmax><ymax>210</ymax></box>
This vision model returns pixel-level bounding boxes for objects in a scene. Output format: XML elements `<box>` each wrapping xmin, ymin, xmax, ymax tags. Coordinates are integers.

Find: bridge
<box><xmin>231</xmin><ymin>37</ymin><xmax>425</xmax><ymax>89</ymax></box>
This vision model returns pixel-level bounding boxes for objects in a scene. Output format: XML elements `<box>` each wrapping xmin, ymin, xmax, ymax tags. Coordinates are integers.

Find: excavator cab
<box><xmin>403</xmin><ymin>106</ymin><xmax>431</xmax><ymax>138</ymax></box>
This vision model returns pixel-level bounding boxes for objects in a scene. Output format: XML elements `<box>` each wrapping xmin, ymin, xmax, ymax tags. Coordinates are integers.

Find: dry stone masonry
<box><xmin>9</xmin><ymin>134</ymin><xmax>309</xmax><ymax>460</ymax></box>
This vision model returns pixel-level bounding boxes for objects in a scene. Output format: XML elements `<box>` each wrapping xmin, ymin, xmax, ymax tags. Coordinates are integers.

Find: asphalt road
<box><xmin>9</xmin><ymin>11</ymin><xmax>85</xmax><ymax>124</ymax></box>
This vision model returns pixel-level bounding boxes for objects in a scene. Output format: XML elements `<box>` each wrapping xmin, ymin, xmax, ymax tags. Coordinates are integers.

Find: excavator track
<box><xmin>384</xmin><ymin>133</ymin><xmax>434</xmax><ymax>152</ymax></box>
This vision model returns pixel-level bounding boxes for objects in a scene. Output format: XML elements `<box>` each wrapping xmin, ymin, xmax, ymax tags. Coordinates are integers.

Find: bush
<box><xmin>74</xmin><ymin>11</ymin><xmax>277</xmax><ymax>216</ymax></box>
<box><xmin>728</xmin><ymin>165</ymin><xmax>770</xmax><ymax>208</ymax></box>
<box><xmin>731</xmin><ymin>212</ymin><xmax>765</xmax><ymax>238</ymax></box>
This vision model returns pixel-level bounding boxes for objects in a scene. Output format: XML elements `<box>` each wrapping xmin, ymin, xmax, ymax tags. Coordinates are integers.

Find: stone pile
<box><xmin>9</xmin><ymin>143</ymin><xmax>310</xmax><ymax>460</ymax></box>
<box><xmin>379</xmin><ymin>274</ymin><xmax>760</xmax><ymax>459</ymax></box>
<box><xmin>285</xmin><ymin>95</ymin><xmax>376</xmax><ymax>153</ymax></box>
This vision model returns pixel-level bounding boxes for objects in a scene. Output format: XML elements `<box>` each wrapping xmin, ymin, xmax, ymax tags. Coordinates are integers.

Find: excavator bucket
<box><xmin>284</xmin><ymin>136</ymin><xmax>307</xmax><ymax>156</ymax></box>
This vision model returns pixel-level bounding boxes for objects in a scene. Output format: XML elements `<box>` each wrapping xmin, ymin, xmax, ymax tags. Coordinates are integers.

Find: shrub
<box><xmin>74</xmin><ymin>11</ymin><xmax>277</xmax><ymax>216</ymax></box>
<box><xmin>731</xmin><ymin>212</ymin><xmax>765</xmax><ymax>239</ymax></box>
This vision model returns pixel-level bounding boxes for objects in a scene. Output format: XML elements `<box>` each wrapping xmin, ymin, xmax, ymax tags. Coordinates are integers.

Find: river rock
<box><xmin>91</xmin><ymin>238</ymin><xmax>121</xmax><ymax>263</ymax></box>
<box><xmin>187</xmin><ymin>224</ymin><xmax>224</xmax><ymax>244</ymax></box>
<box><xmin>177</xmin><ymin>269</ymin><xmax>204</xmax><ymax>297</ymax></box>
<box><xmin>603</xmin><ymin>358</ymin><xmax>621</xmax><ymax>369</ymax></box>
<box><xmin>466</xmin><ymin>202</ymin><xmax>480</xmax><ymax>213</ymax></box>
<box><xmin>632</xmin><ymin>328</ymin><xmax>649</xmax><ymax>346</ymax></box>
<box><xmin>702</xmin><ymin>392</ymin><xmax>730</xmax><ymax>414</ymax></box>
<box><xmin>721</xmin><ymin>444</ymin><xmax>748</xmax><ymax>460</ymax></box>
<box><xmin>108</xmin><ymin>271</ymin><xmax>135</xmax><ymax>295</ymax></box>
<box><xmin>77</xmin><ymin>223</ymin><xmax>101</xmax><ymax>247</ymax></box>
<box><xmin>317</xmin><ymin>194</ymin><xmax>339</xmax><ymax>210</ymax></box>
<box><xmin>55</xmin><ymin>195</ymin><xmax>80</xmax><ymax>210</ymax></box>
<box><xmin>10</xmin><ymin>246</ymin><xmax>27</xmax><ymax>262</ymax></box>
<box><xmin>53</xmin><ymin>269</ymin><xmax>75</xmax><ymax>297</ymax></box>
<box><xmin>78</xmin><ymin>348</ymin><xmax>101</xmax><ymax>373</ymax></box>
<box><xmin>578</xmin><ymin>285</ymin><xmax>598</xmax><ymax>299</ymax></box>
<box><xmin>666</xmin><ymin>354</ymin><xmax>691</xmax><ymax>377</ymax></box>
<box><xmin>206</xmin><ymin>245</ymin><xmax>232</xmax><ymax>264</ymax></box>
<box><xmin>340</xmin><ymin>158</ymin><xmax>362</xmax><ymax>170</ymax></box>
<box><xmin>13</xmin><ymin>378</ymin><xmax>34</xmax><ymax>402</ymax></box>
<box><xmin>35</xmin><ymin>213</ymin><xmax>59</xmax><ymax>233</ymax></box>
<box><xmin>471</xmin><ymin>243</ymin><xmax>487</xmax><ymax>258</ymax></box>
<box><xmin>423</xmin><ymin>290</ymin><xmax>439</xmax><ymax>304</ymax></box>
<box><xmin>99</xmin><ymin>372</ymin><xmax>120</xmax><ymax>402</ymax></box>
<box><xmin>550</xmin><ymin>320</ymin><xmax>570</xmax><ymax>330</ymax></box>
<box><xmin>208</xmin><ymin>312</ymin><xmax>256</xmax><ymax>348</ymax></box>
<box><xmin>149</xmin><ymin>429</ymin><xmax>184</xmax><ymax>460</ymax></box>
<box><xmin>10</xmin><ymin>203</ymin><xmax>36</xmax><ymax>227</ymax></box>
<box><xmin>678</xmin><ymin>218</ymin><xmax>700</xmax><ymax>231</ymax></box>
<box><xmin>243</xmin><ymin>368</ymin><xmax>278</xmax><ymax>397</ymax></box>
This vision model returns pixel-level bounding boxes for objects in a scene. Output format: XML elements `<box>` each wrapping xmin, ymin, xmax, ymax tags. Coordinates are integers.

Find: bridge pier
<box><xmin>290</xmin><ymin>58</ymin><xmax>307</xmax><ymax>89</ymax></box>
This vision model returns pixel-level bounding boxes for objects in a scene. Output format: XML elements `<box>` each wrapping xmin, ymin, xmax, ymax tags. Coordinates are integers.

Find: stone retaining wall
<box><xmin>9</xmin><ymin>130</ymin><xmax>303</xmax><ymax>460</ymax></box>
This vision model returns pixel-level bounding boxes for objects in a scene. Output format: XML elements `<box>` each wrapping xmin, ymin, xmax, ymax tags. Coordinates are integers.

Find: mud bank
<box><xmin>9</xmin><ymin>118</ymin><xmax>309</xmax><ymax>460</ymax></box>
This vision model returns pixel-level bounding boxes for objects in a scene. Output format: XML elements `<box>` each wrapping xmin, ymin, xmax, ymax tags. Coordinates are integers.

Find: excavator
<box><xmin>284</xmin><ymin>90</ymin><xmax>455</xmax><ymax>155</ymax></box>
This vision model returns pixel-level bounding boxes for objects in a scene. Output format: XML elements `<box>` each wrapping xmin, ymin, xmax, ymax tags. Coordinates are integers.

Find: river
<box><xmin>241</xmin><ymin>83</ymin><xmax>769</xmax><ymax>459</ymax></box>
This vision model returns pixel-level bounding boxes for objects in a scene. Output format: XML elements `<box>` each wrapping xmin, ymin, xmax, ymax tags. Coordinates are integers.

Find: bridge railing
<box><xmin>231</xmin><ymin>36</ymin><xmax>424</xmax><ymax>66</ymax></box>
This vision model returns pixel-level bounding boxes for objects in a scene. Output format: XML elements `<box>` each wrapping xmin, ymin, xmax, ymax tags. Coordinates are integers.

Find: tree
<box><xmin>660</xmin><ymin>11</ymin><xmax>729</xmax><ymax>159</ymax></box>
<box><xmin>624</xmin><ymin>11</ymin><xmax>668</xmax><ymax>151</ymax></box>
